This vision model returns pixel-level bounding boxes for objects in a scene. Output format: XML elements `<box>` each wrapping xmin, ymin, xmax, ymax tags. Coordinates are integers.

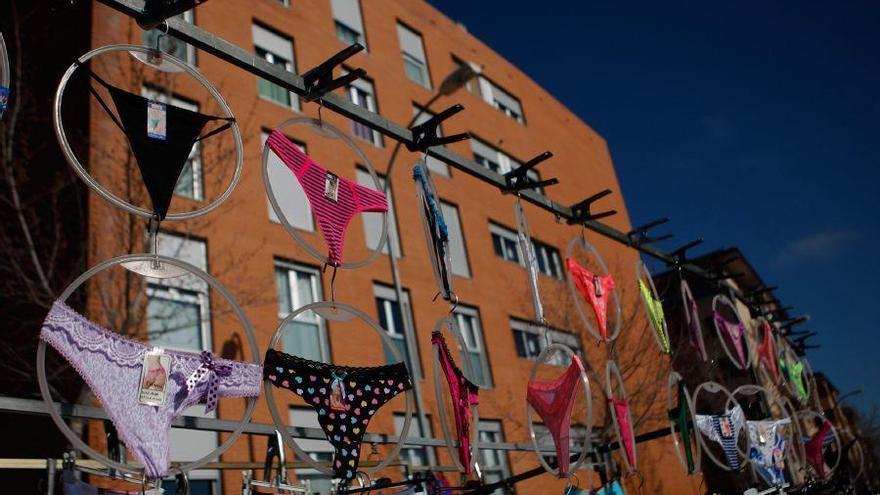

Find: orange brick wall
<box><xmin>82</xmin><ymin>1</ymin><xmax>702</xmax><ymax>493</ymax></box>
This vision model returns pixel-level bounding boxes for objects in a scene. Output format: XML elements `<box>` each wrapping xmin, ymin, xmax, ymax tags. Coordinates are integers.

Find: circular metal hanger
<box><xmin>526</xmin><ymin>343</ymin><xmax>593</xmax><ymax>477</ymax></box>
<box><xmin>515</xmin><ymin>200</ymin><xmax>543</xmax><ymax>324</ymax></box>
<box><xmin>53</xmin><ymin>44</ymin><xmax>244</xmax><ymax>221</ymax></box>
<box><xmin>711</xmin><ymin>294</ymin><xmax>751</xmax><ymax>370</ymax></box>
<box><xmin>432</xmin><ymin>316</ymin><xmax>480</xmax><ymax>474</ymax></box>
<box><xmin>414</xmin><ymin>164</ymin><xmax>453</xmax><ymax>300</ymax></box>
<box><xmin>691</xmin><ymin>381</ymin><xmax>748</xmax><ymax>472</ymax></box>
<box><xmin>636</xmin><ymin>260</ymin><xmax>670</xmax><ymax>354</ymax></box>
<box><xmin>605</xmin><ymin>359</ymin><xmax>636</xmax><ymax>474</ymax></box>
<box><xmin>262</xmin><ymin>116</ymin><xmax>388</xmax><ymax>269</ymax></box>
<box><xmin>565</xmin><ymin>237</ymin><xmax>622</xmax><ymax>343</ymax></box>
<box><xmin>264</xmin><ymin>301</ymin><xmax>413</xmax><ymax>477</ymax></box>
<box><xmin>0</xmin><ymin>32</ymin><xmax>10</xmax><ymax>120</ymax></box>
<box><xmin>36</xmin><ymin>253</ymin><xmax>260</xmax><ymax>478</ymax></box>
<box><xmin>726</xmin><ymin>384</ymin><xmax>795</xmax><ymax>473</ymax></box>
<box><xmin>680</xmin><ymin>278</ymin><xmax>708</xmax><ymax>361</ymax></box>
<box><xmin>776</xmin><ymin>395</ymin><xmax>806</xmax><ymax>480</ymax></box>
<box><xmin>794</xmin><ymin>409</ymin><xmax>841</xmax><ymax>480</ymax></box>
<box><xmin>666</xmin><ymin>372</ymin><xmax>701</xmax><ymax>475</ymax></box>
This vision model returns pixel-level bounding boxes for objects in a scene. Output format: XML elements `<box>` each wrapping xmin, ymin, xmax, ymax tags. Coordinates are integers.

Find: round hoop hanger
<box><xmin>843</xmin><ymin>432</ymin><xmax>865</xmax><ymax>481</ymax></box>
<box><xmin>666</xmin><ymin>372</ymin><xmax>701</xmax><ymax>475</ymax></box>
<box><xmin>794</xmin><ymin>409</ymin><xmax>841</xmax><ymax>479</ymax></box>
<box><xmin>779</xmin><ymin>339</ymin><xmax>812</xmax><ymax>404</ymax></box>
<box><xmin>636</xmin><ymin>260</ymin><xmax>670</xmax><ymax>354</ymax></box>
<box><xmin>413</xmin><ymin>164</ymin><xmax>453</xmax><ymax>301</ymax></box>
<box><xmin>691</xmin><ymin>381</ymin><xmax>748</xmax><ymax>472</ymax></box>
<box><xmin>777</xmin><ymin>395</ymin><xmax>806</xmax><ymax>478</ymax></box>
<box><xmin>515</xmin><ymin>201</ymin><xmax>544</xmax><ymax>324</ymax></box>
<box><xmin>432</xmin><ymin>316</ymin><xmax>480</xmax><ymax>474</ymax></box>
<box><xmin>565</xmin><ymin>237</ymin><xmax>622</xmax><ymax>343</ymax></box>
<box><xmin>526</xmin><ymin>343</ymin><xmax>593</xmax><ymax>477</ymax></box>
<box><xmin>53</xmin><ymin>44</ymin><xmax>244</xmax><ymax>221</ymax></box>
<box><xmin>711</xmin><ymin>294</ymin><xmax>751</xmax><ymax>370</ymax></box>
<box><xmin>264</xmin><ymin>301</ymin><xmax>413</xmax><ymax>477</ymax></box>
<box><xmin>36</xmin><ymin>253</ymin><xmax>261</xmax><ymax>478</ymax></box>
<box><xmin>680</xmin><ymin>279</ymin><xmax>709</xmax><ymax>362</ymax></box>
<box><xmin>263</xmin><ymin>116</ymin><xmax>388</xmax><ymax>269</ymax></box>
<box><xmin>726</xmin><ymin>385</ymin><xmax>794</xmax><ymax>468</ymax></box>
<box><xmin>605</xmin><ymin>359</ymin><xmax>636</xmax><ymax>474</ymax></box>
<box><xmin>0</xmin><ymin>32</ymin><xmax>10</xmax><ymax>120</ymax></box>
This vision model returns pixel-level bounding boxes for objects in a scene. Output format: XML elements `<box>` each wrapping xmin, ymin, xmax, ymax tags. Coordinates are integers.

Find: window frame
<box><xmin>347</xmin><ymin>76</ymin><xmax>383</xmax><ymax>147</ymax></box>
<box><xmin>453</xmin><ymin>305</ymin><xmax>492</xmax><ymax>388</ymax></box>
<box><xmin>510</xmin><ymin>318</ymin><xmax>583</xmax><ymax>366</ymax></box>
<box><xmin>478</xmin><ymin>419</ymin><xmax>512</xmax><ymax>494</ymax></box>
<box><xmin>396</xmin><ymin>21</ymin><xmax>432</xmax><ymax>89</ymax></box>
<box><xmin>451</xmin><ymin>55</ymin><xmax>525</xmax><ymax>124</ymax></box>
<box><xmin>440</xmin><ymin>200</ymin><xmax>471</xmax><ymax>278</ymax></box>
<box><xmin>488</xmin><ymin>221</ymin><xmax>561</xmax><ymax>278</ymax></box>
<box><xmin>355</xmin><ymin>167</ymin><xmax>401</xmax><ymax>257</ymax></box>
<box><xmin>253</xmin><ymin>23</ymin><xmax>300</xmax><ymax>110</ymax></box>
<box><xmin>394</xmin><ymin>413</ymin><xmax>436</xmax><ymax>469</ymax></box>
<box><xmin>274</xmin><ymin>259</ymin><xmax>330</xmax><ymax>363</ymax></box>
<box><xmin>331</xmin><ymin>0</ymin><xmax>367</xmax><ymax>49</ymax></box>
<box><xmin>264</xmin><ymin>131</ymin><xmax>314</xmax><ymax>231</ymax></box>
<box><xmin>374</xmin><ymin>283</ymin><xmax>420</xmax><ymax>377</ymax></box>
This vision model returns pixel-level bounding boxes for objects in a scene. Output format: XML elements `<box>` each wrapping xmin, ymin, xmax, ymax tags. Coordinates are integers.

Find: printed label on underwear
<box><xmin>329</xmin><ymin>380</ymin><xmax>347</xmax><ymax>411</ymax></box>
<box><xmin>719</xmin><ymin>416</ymin><xmax>734</xmax><ymax>439</ymax></box>
<box><xmin>139</xmin><ymin>348</ymin><xmax>171</xmax><ymax>406</ymax></box>
<box><xmin>0</xmin><ymin>87</ymin><xmax>8</xmax><ymax>111</ymax></box>
<box><xmin>324</xmin><ymin>172</ymin><xmax>339</xmax><ymax>203</ymax></box>
<box><xmin>147</xmin><ymin>101</ymin><xmax>167</xmax><ymax>140</ymax></box>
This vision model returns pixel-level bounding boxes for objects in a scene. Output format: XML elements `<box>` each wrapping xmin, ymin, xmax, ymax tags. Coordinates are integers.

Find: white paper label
<box><xmin>139</xmin><ymin>347</ymin><xmax>171</xmax><ymax>406</ymax></box>
<box><xmin>147</xmin><ymin>101</ymin><xmax>167</xmax><ymax>140</ymax></box>
<box><xmin>324</xmin><ymin>173</ymin><xmax>339</xmax><ymax>203</ymax></box>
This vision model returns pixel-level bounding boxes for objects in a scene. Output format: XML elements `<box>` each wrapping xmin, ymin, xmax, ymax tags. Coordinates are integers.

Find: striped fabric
<box><xmin>267</xmin><ymin>130</ymin><xmax>387</xmax><ymax>266</ymax></box>
<box><xmin>696</xmin><ymin>405</ymin><xmax>744</xmax><ymax>470</ymax></box>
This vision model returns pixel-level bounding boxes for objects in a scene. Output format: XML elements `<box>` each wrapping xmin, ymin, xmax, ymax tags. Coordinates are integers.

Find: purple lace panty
<box><xmin>41</xmin><ymin>301</ymin><xmax>262</xmax><ymax>479</ymax></box>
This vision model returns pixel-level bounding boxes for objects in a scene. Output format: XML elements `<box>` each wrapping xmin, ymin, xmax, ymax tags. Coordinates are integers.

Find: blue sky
<box><xmin>429</xmin><ymin>1</ymin><xmax>880</xmax><ymax>414</ymax></box>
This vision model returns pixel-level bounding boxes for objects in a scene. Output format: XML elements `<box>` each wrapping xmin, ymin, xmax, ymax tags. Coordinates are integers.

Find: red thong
<box><xmin>566</xmin><ymin>258</ymin><xmax>616</xmax><ymax>339</ymax></box>
<box><xmin>610</xmin><ymin>398</ymin><xmax>636</xmax><ymax>470</ymax></box>
<box><xmin>527</xmin><ymin>356</ymin><xmax>585</xmax><ymax>476</ymax></box>
<box><xmin>804</xmin><ymin>420</ymin><xmax>833</xmax><ymax>478</ymax></box>
<box><xmin>757</xmin><ymin>321</ymin><xmax>780</xmax><ymax>383</ymax></box>
<box><xmin>432</xmin><ymin>331</ymin><xmax>480</xmax><ymax>474</ymax></box>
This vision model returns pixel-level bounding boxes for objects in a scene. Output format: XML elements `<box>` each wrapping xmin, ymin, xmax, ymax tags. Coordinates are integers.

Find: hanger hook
<box><xmin>317</xmin><ymin>98</ymin><xmax>324</xmax><ymax>125</ymax></box>
<box><xmin>448</xmin><ymin>292</ymin><xmax>460</xmax><ymax>315</ymax></box>
<box><xmin>154</xmin><ymin>21</ymin><xmax>169</xmax><ymax>53</ymax></box>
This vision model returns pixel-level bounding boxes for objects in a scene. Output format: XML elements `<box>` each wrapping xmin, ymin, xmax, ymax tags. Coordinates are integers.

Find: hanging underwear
<box><xmin>264</xmin><ymin>349</ymin><xmax>412</xmax><ymax>481</ymax></box>
<box><xmin>527</xmin><ymin>355</ymin><xmax>585</xmax><ymax>475</ymax></box>
<box><xmin>638</xmin><ymin>279</ymin><xmax>669</xmax><ymax>353</ymax></box>
<box><xmin>431</xmin><ymin>331</ymin><xmax>480</xmax><ymax>473</ymax></box>
<box><xmin>747</xmin><ymin>418</ymin><xmax>789</xmax><ymax>486</ymax></box>
<box><xmin>609</xmin><ymin>397</ymin><xmax>636</xmax><ymax>471</ymax></box>
<box><xmin>757</xmin><ymin>321</ymin><xmax>780</xmax><ymax>384</ymax></box>
<box><xmin>803</xmin><ymin>420</ymin><xmax>833</xmax><ymax>478</ymax></box>
<box><xmin>413</xmin><ymin>166</ymin><xmax>451</xmax><ymax>297</ymax></box>
<box><xmin>668</xmin><ymin>382</ymin><xmax>696</xmax><ymax>474</ymax></box>
<box><xmin>684</xmin><ymin>292</ymin><xmax>708</xmax><ymax>360</ymax></box>
<box><xmin>566</xmin><ymin>258</ymin><xmax>615</xmax><ymax>340</ymax></box>
<box><xmin>267</xmin><ymin>130</ymin><xmax>388</xmax><ymax>267</ymax></box>
<box><xmin>78</xmin><ymin>63</ymin><xmax>234</xmax><ymax>220</ymax></box>
<box><xmin>41</xmin><ymin>301</ymin><xmax>262</xmax><ymax>479</ymax></box>
<box><xmin>713</xmin><ymin>311</ymin><xmax>747</xmax><ymax>368</ymax></box>
<box><xmin>789</xmin><ymin>361</ymin><xmax>808</xmax><ymax>401</ymax></box>
<box><xmin>695</xmin><ymin>405</ymin><xmax>744</xmax><ymax>470</ymax></box>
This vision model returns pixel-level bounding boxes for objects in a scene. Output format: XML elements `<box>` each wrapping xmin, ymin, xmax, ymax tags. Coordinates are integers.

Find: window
<box><xmin>141</xmin><ymin>87</ymin><xmax>203</xmax><ymax>201</ymax></box>
<box><xmin>347</xmin><ymin>77</ymin><xmax>383</xmax><ymax>147</ymax></box>
<box><xmin>142</xmin><ymin>10</ymin><xmax>195</xmax><ymax>64</ymax></box>
<box><xmin>289</xmin><ymin>407</ymin><xmax>334</xmax><ymax>494</ymax></box>
<box><xmin>397</xmin><ymin>23</ymin><xmax>430</xmax><ymax>88</ymax></box>
<box><xmin>511</xmin><ymin>319</ymin><xmax>583</xmax><ymax>366</ymax></box>
<box><xmin>489</xmin><ymin>222</ymin><xmax>562</xmax><ymax>278</ymax></box>
<box><xmin>534</xmin><ymin>424</ymin><xmax>589</xmax><ymax>470</ymax></box>
<box><xmin>253</xmin><ymin>24</ymin><xmax>299</xmax><ymax>110</ymax></box>
<box><xmin>356</xmin><ymin>168</ymin><xmax>400</xmax><ymax>257</ymax></box>
<box><xmin>395</xmin><ymin>413</ymin><xmax>435</xmax><ymax>470</ymax></box>
<box><xmin>453</xmin><ymin>57</ymin><xmax>524</xmax><ymax>123</ymax></box>
<box><xmin>331</xmin><ymin>0</ymin><xmax>366</xmax><ymax>47</ymax></box>
<box><xmin>264</xmin><ymin>132</ymin><xmax>314</xmax><ymax>231</ymax></box>
<box><xmin>275</xmin><ymin>0</ymin><xmax>290</xmax><ymax>6</ymax></box>
<box><xmin>412</xmin><ymin>105</ymin><xmax>449</xmax><ymax>177</ymax></box>
<box><xmin>374</xmin><ymin>284</ymin><xmax>420</xmax><ymax>376</ymax></box>
<box><xmin>471</xmin><ymin>137</ymin><xmax>542</xmax><ymax>192</ymax></box>
<box><xmin>147</xmin><ymin>233</ymin><xmax>219</xmax><ymax>492</ymax></box>
<box><xmin>478</xmin><ymin>420</ymin><xmax>511</xmax><ymax>495</ymax></box>
<box><xmin>440</xmin><ymin>201</ymin><xmax>470</xmax><ymax>278</ymax></box>
<box><xmin>454</xmin><ymin>306</ymin><xmax>492</xmax><ymax>388</ymax></box>
<box><xmin>275</xmin><ymin>261</ymin><xmax>328</xmax><ymax>363</ymax></box>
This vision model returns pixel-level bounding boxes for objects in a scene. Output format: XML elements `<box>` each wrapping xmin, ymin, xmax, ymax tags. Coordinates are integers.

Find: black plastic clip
<box><xmin>627</xmin><ymin>217</ymin><xmax>672</xmax><ymax>246</ymax></box>
<box><xmin>744</xmin><ymin>286</ymin><xmax>778</xmax><ymax>302</ymax></box>
<box><xmin>301</xmin><ymin>44</ymin><xmax>366</xmax><ymax>102</ymax></box>
<box><xmin>501</xmin><ymin>151</ymin><xmax>559</xmax><ymax>194</ymax></box>
<box><xmin>566</xmin><ymin>189</ymin><xmax>616</xmax><ymax>224</ymax></box>
<box><xmin>139</xmin><ymin>0</ymin><xmax>206</xmax><ymax>31</ymax></box>
<box><xmin>779</xmin><ymin>314</ymin><xmax>810</xmax><ymax>331</ymax></box>
<box><xmin>667</xmin><ymin>238</ymin><xmax>704</xmax><ymax>268</ymax></box>
<box><xmin>406</xmin><ymin>104</ymin><xmax>470</xmax><ymax>152</ymax></box>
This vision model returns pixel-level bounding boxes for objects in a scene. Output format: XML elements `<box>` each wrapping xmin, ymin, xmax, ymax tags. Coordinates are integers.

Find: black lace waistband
<box><xmin>264</xmin><ymin>348</ymin><xmax>411</xmax><ymax>383</ymax></box>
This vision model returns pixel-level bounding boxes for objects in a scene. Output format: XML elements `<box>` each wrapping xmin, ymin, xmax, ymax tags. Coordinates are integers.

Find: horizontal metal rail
<box><xmin>96</xmin><ymin>0</ymin><xmax>744</xmax><ymax>296</ymax></box>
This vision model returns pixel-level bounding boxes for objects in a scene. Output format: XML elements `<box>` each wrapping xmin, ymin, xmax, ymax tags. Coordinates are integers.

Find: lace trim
<box><xmin>431</xmin><ymin>331</ymin><xmax>479</xmax><ymax>393</ymax></box>
<box><xmin>42</xmin><ymin>301</ymin><xmax>261</xmax><ymax>391</ymax></box>
<box><xmin>265</xmin><ymin>349</ymin><xmax>411</xmax><ymax>384</ymax></box>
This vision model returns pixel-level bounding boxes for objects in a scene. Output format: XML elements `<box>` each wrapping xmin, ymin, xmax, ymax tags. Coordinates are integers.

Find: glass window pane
<box><xmin>147</xmin><ymin>290</ymin><xmax>203</xmax><ymax>352</ymax></box>
<box><xmin>281</xmin><ymin>320</ymin><xmax>323</xmax><ymax>363</ymax></box>
<box><xmin>440</xmin><ymin>202</ymin><xmax>470</xmax><ymax>277</ymax></box>
<box><xmin>275</xmin><ymin>268</ymin><xmax>292</xmax><ymax>315</ymax></box>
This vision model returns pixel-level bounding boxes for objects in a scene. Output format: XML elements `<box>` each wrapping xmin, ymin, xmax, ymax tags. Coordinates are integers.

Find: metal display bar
<box><xmin>95</xmin><ymin>0</ymin><xmax>744</xmax><ymax>297</ymax></box>
<box><xmin>0</xmin><ymin>397</ymin><xmax>557</xmax><ymax>453</ymax></box>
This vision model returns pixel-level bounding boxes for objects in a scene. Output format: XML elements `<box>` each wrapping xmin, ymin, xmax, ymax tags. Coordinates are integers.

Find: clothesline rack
<box><xmin>91</xmin><ymin>0</ymin><xmax>784</xmax><ymax>315</ymax></box>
